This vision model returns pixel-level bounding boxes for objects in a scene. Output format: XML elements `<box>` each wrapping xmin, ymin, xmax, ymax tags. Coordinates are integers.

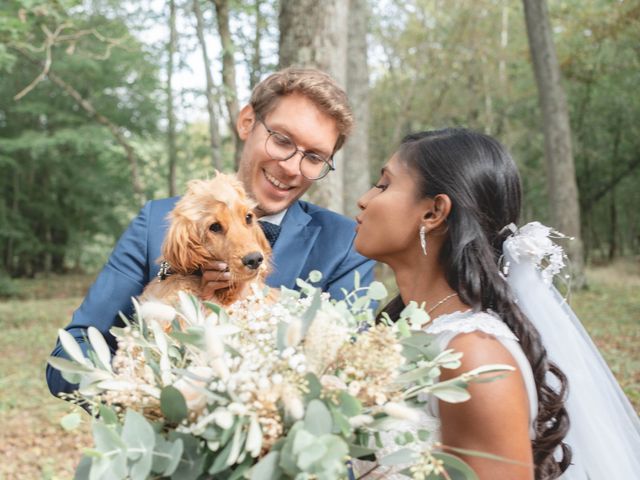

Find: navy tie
<box><xmin>259</xmin><ymin>220</ymin><xmax>281</xmax><ymax>247</ymax></box>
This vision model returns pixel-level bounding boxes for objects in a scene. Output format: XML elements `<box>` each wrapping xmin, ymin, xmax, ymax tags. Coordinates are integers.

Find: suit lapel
<box><xmin>268</xmin><ymin>201</ymin><xmax>320</xmax><ymax>289</ymax></box>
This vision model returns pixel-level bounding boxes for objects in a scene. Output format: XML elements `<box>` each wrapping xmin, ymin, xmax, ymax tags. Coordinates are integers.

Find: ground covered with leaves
<box><xmin>0</xmin><ymin>265</ymin><xmax>637</xmax><ymax>479</ymax></box>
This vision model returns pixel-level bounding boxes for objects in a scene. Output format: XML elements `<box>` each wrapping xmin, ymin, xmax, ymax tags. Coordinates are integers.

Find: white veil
<box><xmin>503</xmin><ymin>222</ymin><xmax>640</xmax><ymax>478</ymax></box>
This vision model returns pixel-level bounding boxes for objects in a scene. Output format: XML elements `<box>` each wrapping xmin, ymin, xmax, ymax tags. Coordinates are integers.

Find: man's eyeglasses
<box><xmin>257</xmin><ymin>117</ymin><xmax>335</xmax><ymax>180</ymax></box>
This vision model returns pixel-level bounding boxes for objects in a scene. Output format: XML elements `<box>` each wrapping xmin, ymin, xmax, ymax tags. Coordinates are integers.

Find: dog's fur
<box><xmin>140</xmin><ymin>173</ymin><xmax>271</xmax><ymax>307</ymax></box>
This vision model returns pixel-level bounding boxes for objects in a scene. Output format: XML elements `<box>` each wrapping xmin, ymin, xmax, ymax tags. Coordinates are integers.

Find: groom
<box><xmin>46</xmin><ymin>67</ymin><xmax>375</xmax><ymax>397</ymax></box>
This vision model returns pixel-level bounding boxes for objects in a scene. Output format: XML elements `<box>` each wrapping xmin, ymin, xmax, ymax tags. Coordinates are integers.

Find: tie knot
<box><xmin>259</xmin><ymin>220</ymin><xmax>281</xmax><ymax>247</ymax></box>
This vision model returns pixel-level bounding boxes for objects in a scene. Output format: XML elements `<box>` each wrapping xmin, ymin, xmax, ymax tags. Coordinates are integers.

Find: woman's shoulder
<box><xmin>424</xmin><ymin>309</ymin><xmax>517</xmax><ymax>342</ymax></box>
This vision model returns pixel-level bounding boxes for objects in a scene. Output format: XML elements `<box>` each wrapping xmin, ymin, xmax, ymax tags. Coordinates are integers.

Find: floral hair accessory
<box><xmin>502</xmin><ymin>221</ymin><xmax>572</xmax><ymax>285</ymax></box>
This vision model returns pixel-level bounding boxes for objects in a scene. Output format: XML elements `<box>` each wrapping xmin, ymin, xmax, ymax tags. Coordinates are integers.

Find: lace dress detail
<box><xmin>352</xmin><ymin>311</ymin><xmax>536</xmax><ymax>479</ymax></box>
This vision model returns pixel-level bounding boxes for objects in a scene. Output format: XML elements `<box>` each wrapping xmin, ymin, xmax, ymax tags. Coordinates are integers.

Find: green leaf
<box><xmin>300</xmin><ymin>290</ymin><xmax>322</xmax><ymax>336</ymax></box>
<box><xmin>61</xmin><ymin>412</ymin><xmax>83</xmax><ymax>431</ymax></box>
<box><xmin>250</xmin><ymin>451</ymin><xmax>282</xmax><ymax>479</ymax></box>
<box><xmin>367</xmin><ymin>281</ymin><xmax>388</xmax><ymax>300</ymax></box>
<box><xmin>433</xmin><ymin>452</ymin><xmax>479</xmax><ymax>480</ymax></box>
<box><xmin>430</xmin><ymin>385</ymin><xmax>471</xmax><ymax>403</ymax></box>
<box><xmin>98</xmin><ymin>403</ymin><xmax>118</xmax><ymax>425</ymax></box>
<box><xmin>121</xmin><ymin>410</ymin><xmax>155</xmax><ymax>479</ymax></box>
<box><xmin>47</xmin><ymin>356</ymin><xmax>93</xmax><ymax>374</ymax></box>
<box><xmin>74</xmin><ymin>455</ymin><xmax>92</xmax><ymax>480</ymax></box>
<box><xmin>303</xmin><ymin>373</ymin><xmax>322</xmax><ymax>402</ymax></box>
<box><xmin>378</xmin><ymin>447</ymin><xmax>418</xmax><ymax>466</ymax></box>
<box><xmin>58</xmin><ymin>329</ymin><xmax>88</xmax><ymax>365</ymax></box>
<box><xmin>87</xmin><ymin>327</ymin><xmax>113</xmax><ymax>372</ymax></box>
<box><xmin>338</xmin><ymin>391</ymin><xmax>362</xmax><ymax>417</ymax></box>
<box><xmin>168</xmin><ymin>433</ymin><xmax>204</xmax><ymax>480</ymax></box>
<box><xmin>160</xmin><ymin>386</ymin><xmax>188</xmax><ymax>424</ymax></box>
<box><xmin>304</xmin><ymin>399</ymin><xmax>332</xmax><ymax>436</ymax></box>
<box><xmin>348</xmin><ymin>443</ymin><xmax>376</xmax><ymax>459</ymax></box>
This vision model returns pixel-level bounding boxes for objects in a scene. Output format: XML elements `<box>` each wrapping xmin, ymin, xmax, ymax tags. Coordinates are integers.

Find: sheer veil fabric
<box><xmin>503</xmin><ymin>225</ymin><xmax>640</xmax><ymax>478</ymax></box>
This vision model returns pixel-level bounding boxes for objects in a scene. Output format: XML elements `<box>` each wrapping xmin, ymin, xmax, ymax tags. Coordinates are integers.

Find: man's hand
<box><xmin>200</xmin><ymin>261</ymin><xmax>231</xmax><ymax>299</ymax></box>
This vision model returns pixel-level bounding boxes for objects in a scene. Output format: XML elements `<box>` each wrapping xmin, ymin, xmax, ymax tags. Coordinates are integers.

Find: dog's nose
<box><xmin>242</xmin><ymin>252</ymin><xmax>264</xmax><ymax>270</ymax></box>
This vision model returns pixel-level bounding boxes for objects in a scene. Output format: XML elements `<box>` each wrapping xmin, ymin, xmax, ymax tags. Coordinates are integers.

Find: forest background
<box><xmin>0</xmin><ymin>0</ymin><xmax>638</xmax><ymax>478</ymax></box>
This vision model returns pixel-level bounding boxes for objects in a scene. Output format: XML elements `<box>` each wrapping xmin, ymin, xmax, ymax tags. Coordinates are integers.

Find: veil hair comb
<box><xmin>501</xmin><ymin>222</ymin><xmax>640</xmax><ymax>478</ymax></box>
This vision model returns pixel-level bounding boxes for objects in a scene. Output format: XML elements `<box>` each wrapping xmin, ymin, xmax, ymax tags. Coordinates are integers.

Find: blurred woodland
<box><xmin>1</xmin><ymin>0</ymin><xmax>639</xmax><ymax>283</ymax></box>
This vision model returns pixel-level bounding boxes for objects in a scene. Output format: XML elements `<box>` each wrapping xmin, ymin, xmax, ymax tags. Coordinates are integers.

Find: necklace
<box><xmin>426</xmin><ymin>292</ymin><xmax>459</xmax><ymax>315</ymax></box>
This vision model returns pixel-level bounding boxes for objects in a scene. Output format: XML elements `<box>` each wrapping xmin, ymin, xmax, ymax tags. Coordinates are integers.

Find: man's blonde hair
<box><xmin>249</xmin><ymin>67</ymin><xmax>353</xmax><ymax>153</ymax></box>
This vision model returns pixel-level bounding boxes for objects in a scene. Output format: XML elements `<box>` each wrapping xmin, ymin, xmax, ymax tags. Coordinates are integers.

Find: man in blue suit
<box><xmin>46</xmin><ymin>67</ymin><xmax>375</xmax><ymax>397</ymax></box>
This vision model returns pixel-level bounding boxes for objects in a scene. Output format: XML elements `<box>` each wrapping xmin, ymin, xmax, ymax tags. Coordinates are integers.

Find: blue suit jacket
<box><xmin>46</xmin><ymin>198</ymin><xmax>375</xmax><ymax>396</ymax></box>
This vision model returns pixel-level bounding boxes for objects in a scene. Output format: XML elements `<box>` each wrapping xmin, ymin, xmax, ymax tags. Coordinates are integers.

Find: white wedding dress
<box><xmin>353</xmin><ymin>309</ymin><xmax>538</xmax><ymax>479</ymax></box>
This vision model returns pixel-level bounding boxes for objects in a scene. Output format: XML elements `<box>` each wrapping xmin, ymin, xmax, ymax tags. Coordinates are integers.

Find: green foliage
<box><xmin>0</xmin><ymin>1</ymin><xmax>162</xmax><ymax>276</ymax></box>
<box><xmin>369</xmin><ymin>0</ymin><xmax>640</xmax><ymax>259</ymax></box>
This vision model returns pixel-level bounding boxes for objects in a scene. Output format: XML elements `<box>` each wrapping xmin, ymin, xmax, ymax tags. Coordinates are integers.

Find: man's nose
<box><xmin>279</xmin><ymin>151</ymin><xmax>303</xmax><ymax>176</ymax></box>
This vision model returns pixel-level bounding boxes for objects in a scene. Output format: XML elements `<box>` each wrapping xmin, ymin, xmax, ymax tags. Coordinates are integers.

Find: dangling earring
<box><xmin>419</xmin><ymin>225</ymin><xmax>427</xmax><ymax>256</ymax></box>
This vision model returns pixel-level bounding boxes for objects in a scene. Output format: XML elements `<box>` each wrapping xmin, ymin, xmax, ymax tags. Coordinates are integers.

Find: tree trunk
<box><xmin>167</xmin><ymin>0</ymin><xmax>178</xmax><ymax>196</ymax></box>
<box><xmin>343</xmin><ymin>0</ymin><xmax>370</xmax><ymax>218</ymax></box>
<box><xmin>212</xmin><ymin>0</ymin><xmax>242</xmax><ymax>170</ymax></box>
<box><xmin>249</xmin><ymin>0</ymin><xmax>264</xmax><ymax>89</ymax></box>
<box><xmin>522</xmin><ymin>0</ymin><xmax>585</xmax><ymax>286</ymax></box>
<box><xmin>279</xmin><ymin>0</ymin><xmax>349</xmax><ymax>213</ymax></box>
<box><xmin>193</xmin><ymin>0</ymin><xmax>222</xmax><ymax>170</ymax></box>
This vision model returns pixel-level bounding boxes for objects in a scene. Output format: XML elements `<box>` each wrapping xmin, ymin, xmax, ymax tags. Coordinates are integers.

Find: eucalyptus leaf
<box><xmin>121</xmin><ymin>410</ymin><xmax>155</xmax><ymax>479</ymax></box>
<box><xmin>160</xmin><ymin>386</ymin><xmax>188</xmax><ymax>424</ymax></box>
<box><xmin>433</xmin><ymin>452</ymin><xmax>480</xmax><ymax>480</ymax></box>
<box><xmin>430</xmin><ymin>384</ymin><xmax>471</xmax><ymax>403</ymax></box>
<box><xmin>61</xmin><ymin>412</ymin><xmax>82</xmax><ymax>431</ymax></box>
<box><xmin>378</xmin><ymin>447</ymin><xmax>418</xmax><ymax>466</ymax></box>
<box><xmin>304</xmin><ymin>399</ymin><xmax>332</xmax><ymax>436</ymax></box>
<box><xmin>367</xmin><ymin>281</ymin><xmax>388</xmax><ymax>301</ymax></box>
<box><xmin>250</xmin><ymin>451</ymin><xmax>282</xmax><ymax>479</ymax></box>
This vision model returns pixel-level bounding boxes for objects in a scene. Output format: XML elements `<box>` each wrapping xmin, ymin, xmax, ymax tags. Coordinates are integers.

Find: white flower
<box><xmin>348</xmin><ymin>414</ymin><xmax>374</xmax><ymax>428</ymax></box>
<box><xmin>245</xmin><ymin>416</ymin><xmax>263</xmax><ymax>457</ymax></box>
<box><xmin>282</xmin><ymin>391</ymin><xmax>304</xmax><ymax>420</ymax></box>
<box><xmin>213</xmin><ymin>408</ymin><xmax>234</xmax><ymax>429</ymax></box>
<box><xmin>383</xmin><ymin>402</ymin><xmax>420</xmax><ymax>422</ymax></box>
<box><xmin>348</xmin><ymin>381</ymin><xmax>363</xmax><ymax>397</ymax></box>
<box><xmin>139</xmin><ymin>301</ymin><xmax>176</xmax><ymax>328</ymax></box>
<box><xmin>504</xmin><ymin>221</ymin><xmax>568</xmax><ymax>284</ymax></box>
<box><xmin>320</xmin><ymin>375</ymin><xmax>348</xmax><ymax>391</ymax></box>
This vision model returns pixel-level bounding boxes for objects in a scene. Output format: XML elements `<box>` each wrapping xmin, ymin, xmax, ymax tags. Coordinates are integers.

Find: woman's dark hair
<box><xmin>381</xmin><ymin>128</ymin><xmax>571</xmax><ymax>479</ymax></box>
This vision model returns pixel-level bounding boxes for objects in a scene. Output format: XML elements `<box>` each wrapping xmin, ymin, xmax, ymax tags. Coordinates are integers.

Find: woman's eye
<box><xmin>373</xmin><ymin>183</ymin><xmax>388</xmax><ymax>191</ymax></box>
<box><xmin>209</xmin><ymin>222</ymin><xmax>223</xmax><ymax>233</ymax></box>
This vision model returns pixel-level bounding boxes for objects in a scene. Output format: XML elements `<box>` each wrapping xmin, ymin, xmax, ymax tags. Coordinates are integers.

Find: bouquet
<box><xmin>49</xmin><ymin>273</ymin><xmax>512</xmax><ymax>479</ymax></box>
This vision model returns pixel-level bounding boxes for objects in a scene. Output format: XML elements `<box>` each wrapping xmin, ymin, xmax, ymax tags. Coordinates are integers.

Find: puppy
<box><xmin>140</xmin><ymin>173</ymin><xmax>271</xmax><ymax>307</ymax></box>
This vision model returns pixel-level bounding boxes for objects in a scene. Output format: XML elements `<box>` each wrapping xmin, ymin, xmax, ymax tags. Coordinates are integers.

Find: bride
<box><xmin>352</xmin><ymin>128</ymin><xmax>640</xmax><ymax>479</ymax></box>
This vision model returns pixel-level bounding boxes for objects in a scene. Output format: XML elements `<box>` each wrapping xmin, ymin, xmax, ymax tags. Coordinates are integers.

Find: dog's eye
<box><xmin>245</xmin><ymin>213</ymin><xmax>253</xmax><ymax>225</ymax></box>
<box><xmin>209</xmin><ymin>222</ymin><xmax>223</xmax><ymax>233</ymax></box>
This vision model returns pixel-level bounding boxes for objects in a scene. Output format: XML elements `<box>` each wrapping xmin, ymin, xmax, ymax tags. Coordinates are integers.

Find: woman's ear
<box><xmin>422</xmin><ymin>194</ymin><xmax>452</xmax><ymax>232</ymax></box>
<box><xmin>237</xmin><ymin>105</ymin><xmax>256</xmax><ymax>141</ymax></box>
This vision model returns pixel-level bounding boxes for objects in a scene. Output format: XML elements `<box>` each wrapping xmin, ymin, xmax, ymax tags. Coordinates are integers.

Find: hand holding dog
<box><xmin>200</xmin><ymin>260</ymin><xmax>232</xmax><ymax>299</ymax></box>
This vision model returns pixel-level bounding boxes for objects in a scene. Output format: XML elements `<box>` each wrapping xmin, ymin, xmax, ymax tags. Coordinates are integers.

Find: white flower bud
<box><xmin>383</xmin><ymin>401</ymin><xmax>420</xmax><ymax>422</ymax></box>
<box><xmin>139</xmin><ymin>301</ymin><xmax>176</xmax><ymax>328</ymax></box>
<box><xmin>348</xmin><ymin>415</ymin><xmax>374</xmax><ymax>428</ymax></box>
<box><xmin>213</xmin><ymin>408</ymin><xmax>234</xmax><ymax>429</ymax></box>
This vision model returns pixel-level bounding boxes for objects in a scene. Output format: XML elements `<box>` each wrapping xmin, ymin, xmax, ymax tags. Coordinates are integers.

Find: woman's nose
<box><xmin>357</xmin><ymin>189</ymin><xmax>372</xmax><ymax>211</ymax></box>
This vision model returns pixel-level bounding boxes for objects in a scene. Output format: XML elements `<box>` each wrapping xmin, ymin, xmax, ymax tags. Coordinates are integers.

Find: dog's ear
<box><xmin>162</xmin><ymin>214</ymin><xmax>209</xmax><ymax>273</ymax></box>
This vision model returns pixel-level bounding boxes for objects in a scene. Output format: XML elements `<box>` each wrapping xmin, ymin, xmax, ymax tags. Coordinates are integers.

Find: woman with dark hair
<box><xmin>353</xmin><ymin>128</ymin><xmax>640</xmax><ymax>479</ymax></box>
